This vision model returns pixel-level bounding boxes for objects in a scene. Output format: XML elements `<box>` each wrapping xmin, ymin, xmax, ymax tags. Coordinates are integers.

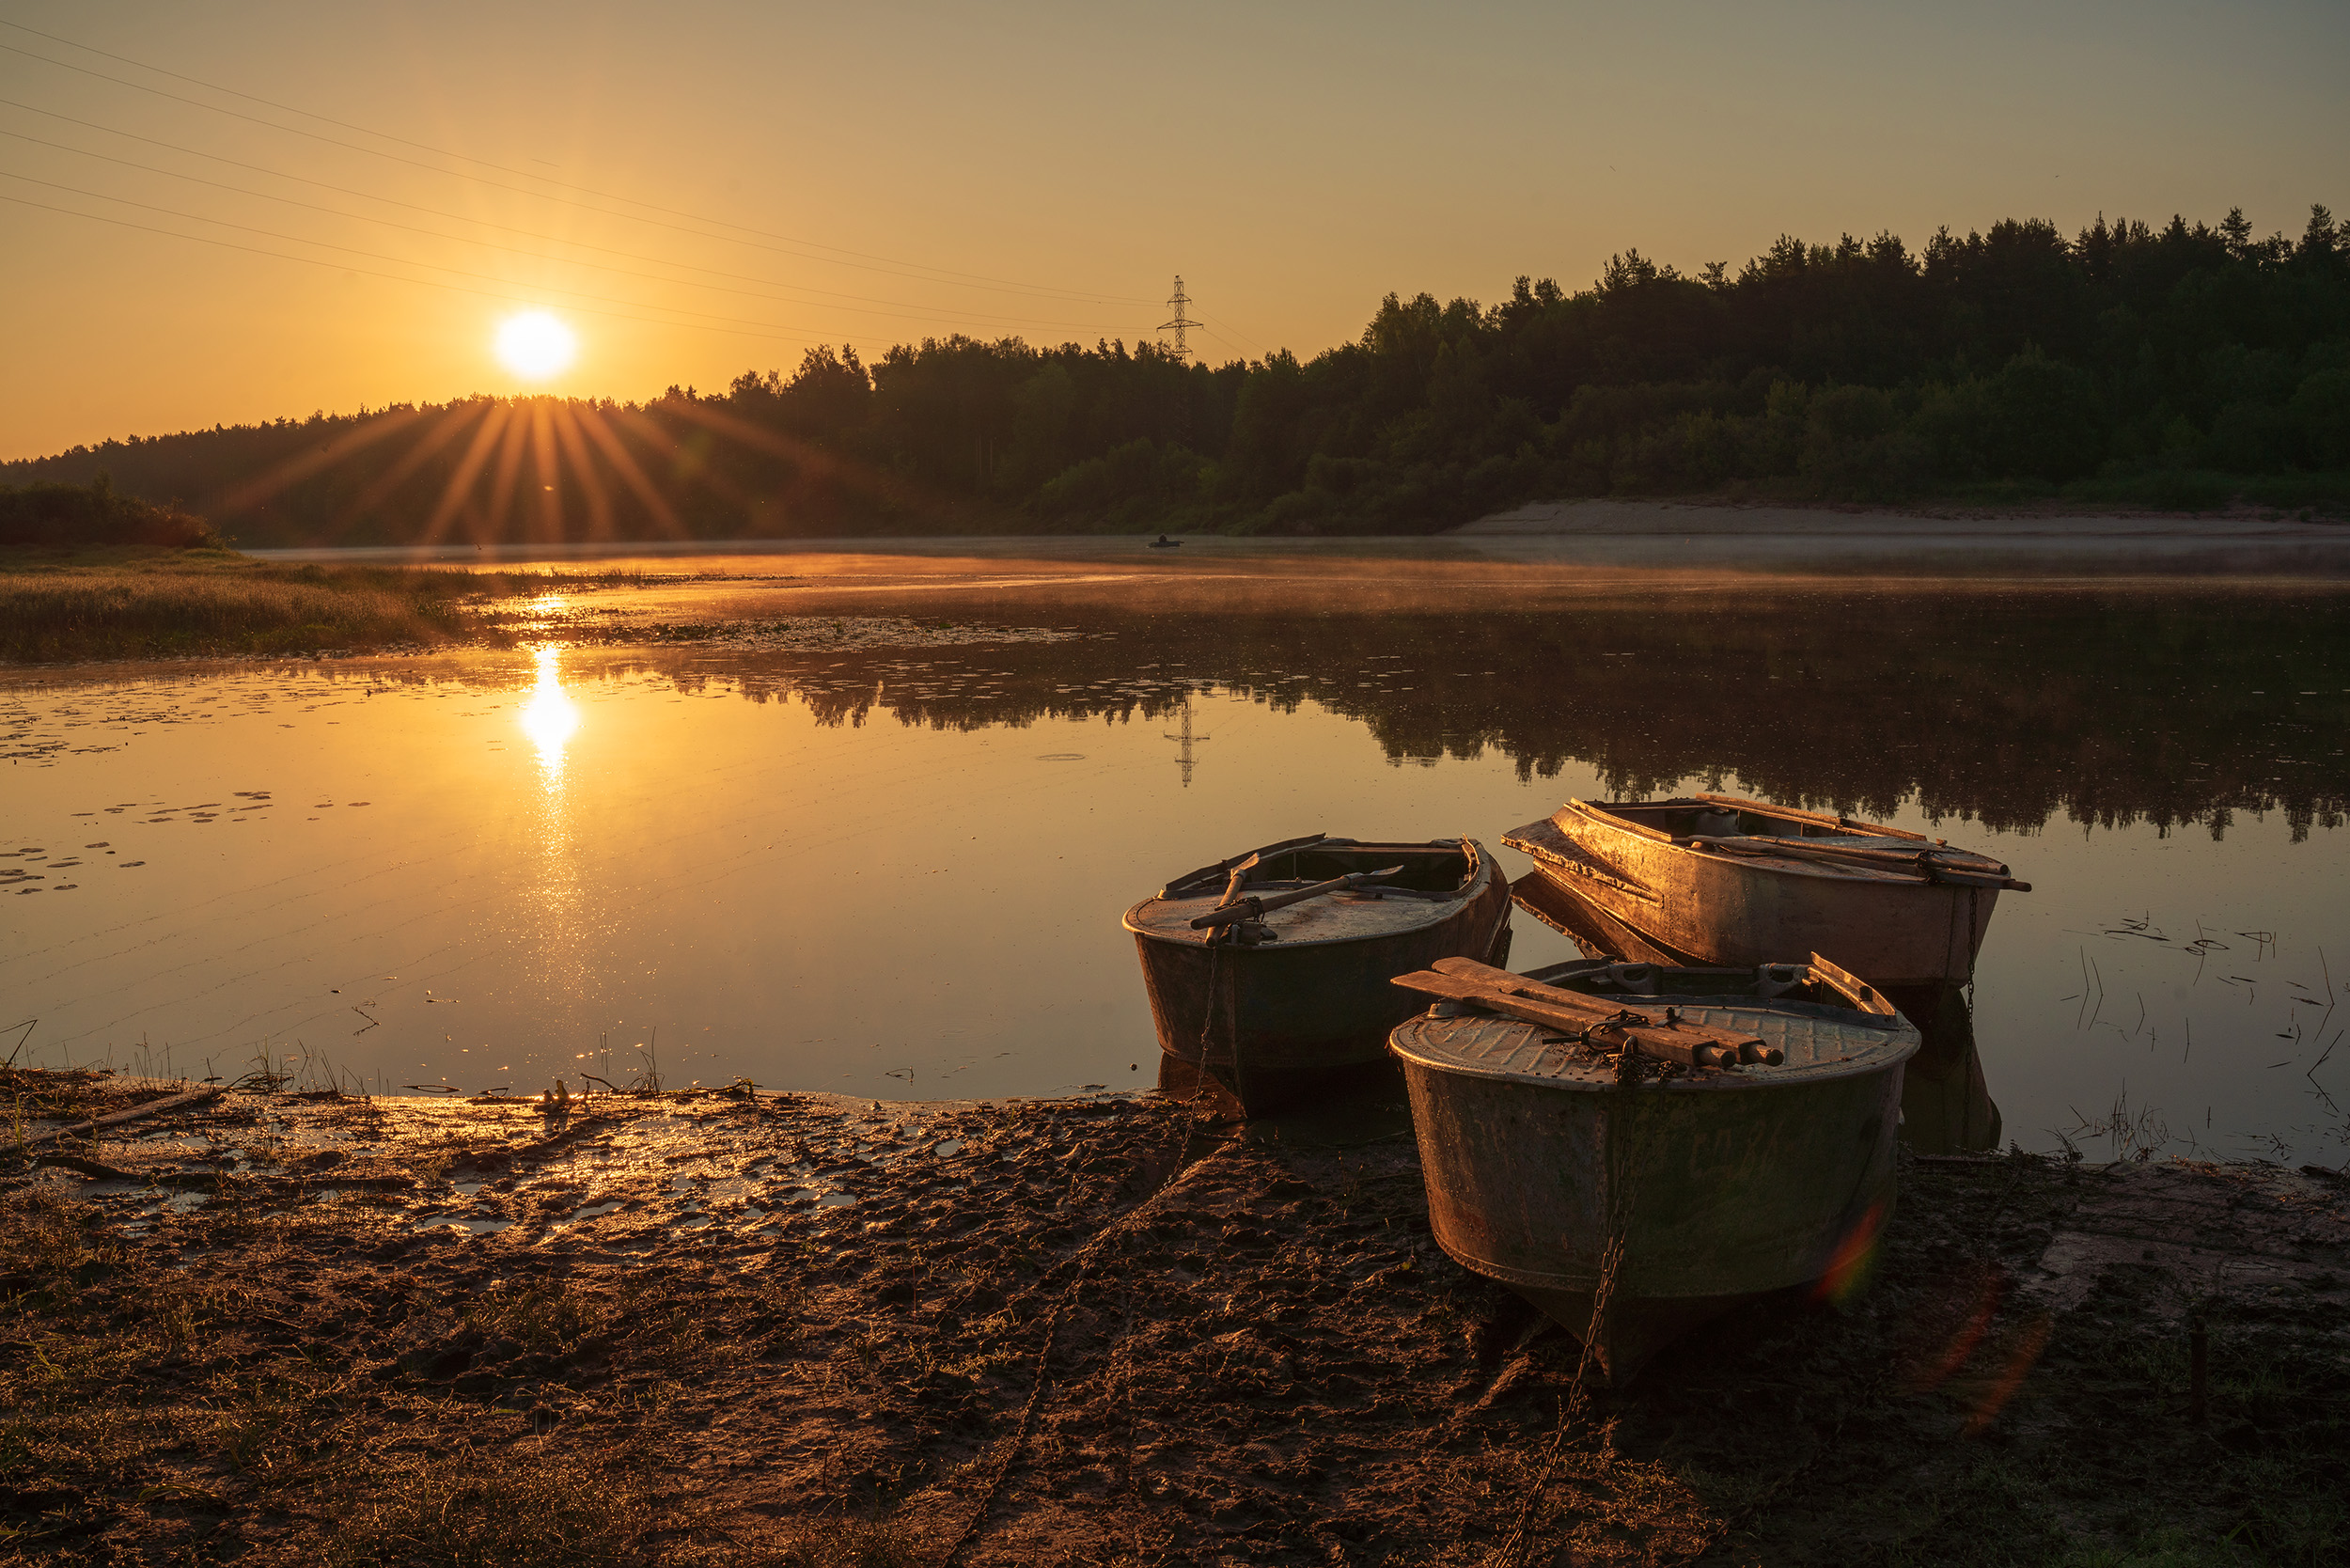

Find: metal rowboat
<box><xmin>1506</xmin><ymin>792</ymin><xmax>2029</xmax><ymax>987</ymax></box>
<box><xmin>1389</xmin><ymin>953</ymin><xmax>1920</xmax><ymax>1381</ymax></box>
<box><xmin>1124</xmin><ymin>834</ymin><xmax>1511</xmax><ymax>1115</ymax></box>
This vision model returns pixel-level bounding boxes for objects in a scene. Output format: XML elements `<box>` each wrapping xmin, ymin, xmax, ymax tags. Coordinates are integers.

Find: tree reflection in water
<box><xmin>650</xmin><ymin>584</ymin><xmax>2348</xmax><ymax>842</ymax></box>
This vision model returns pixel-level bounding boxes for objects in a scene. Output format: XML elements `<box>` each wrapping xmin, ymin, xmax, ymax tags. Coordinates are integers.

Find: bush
<box><xmin>0</xmin><ymin>477</ymin><xmax>219</xmax><ymax>549</ymax></box>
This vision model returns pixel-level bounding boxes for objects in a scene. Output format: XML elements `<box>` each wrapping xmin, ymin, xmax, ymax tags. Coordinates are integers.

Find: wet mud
<box><xmin>3</xmin><ymin>1070</ymin><xmax>2345</xmax><ymax>1565</ymax></box>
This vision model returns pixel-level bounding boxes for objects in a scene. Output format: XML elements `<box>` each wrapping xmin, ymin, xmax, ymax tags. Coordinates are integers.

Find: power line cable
<box><xmin>0</xmin><ymin>128</ymin><xmax>1120</xmax><ymax>337</ymax></box>
<box><xmin>0</xmin><ymin>24</ymin><xmax>1158</xmax><ymax>306</ymax></box>
<box><xmin>0</xmin><ymin>177</ymin><xmax>875</xmax><ymax>343</ymax></box>
<box><xmin>0</xmin><ymin>111</ymin><xmax>1114</xmax><ymax>334</ymax></box>
<box><xmin>0</xmin><ymin>43</ymin><xmax>1117</xmax><ymax>307</ymax></box>
<box><xmin>8</xmin><ymin>166</ymin><xmax>1011</xmax><ymax>343</ymax></box>
<box><xmin>0</xmin><ymin>101</ymin><xmax>1120</xmax><ymax>328</ymax></box>
<box><xmin>1184</xmin><ymin>320</ymin><xmax>1250</xmax><ymax>362</ymax></box>
<box><xmin>1193</xmin><ymin>307</ymin><xmax>1273</xmax><ymax>359</ymax></box>
<box><xmin>0</xmin><ymin>191</ymin><xmax>809</xmax><ymax>347</ymax></box>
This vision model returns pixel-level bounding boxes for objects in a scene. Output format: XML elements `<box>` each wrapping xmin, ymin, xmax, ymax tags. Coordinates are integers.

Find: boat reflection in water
<box><xmin>1510</xmin><ymin>874</ymin><xmax>2000</xmax><ymax>1155</ymax></box>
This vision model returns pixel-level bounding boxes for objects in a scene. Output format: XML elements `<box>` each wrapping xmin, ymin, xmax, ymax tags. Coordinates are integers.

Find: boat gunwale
<box><xmin>1123</xmin><ymin>837</ymin><xmax>1498</xmax><ymax>950</ymax></box>
<box><xmin>1386</xmin><ymin>961</ymin><xmax>1921</xmax><ymax>1091</ymax></box>
<box><xmin>1502</xmin><ymin>820</ymin><xmax>1661</xmax><ymax>903</ymax></box>
<box><xmin>1555</xmin><ymin>800</ymin><xmax>1979</xmax><ymax>886</ymax></box>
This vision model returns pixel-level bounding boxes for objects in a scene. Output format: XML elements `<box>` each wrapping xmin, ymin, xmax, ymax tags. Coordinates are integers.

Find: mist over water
<box><xmin>4</xmin><ymin>570</ymin><xmax>2343</xmax><ymax>1166</ymax></box>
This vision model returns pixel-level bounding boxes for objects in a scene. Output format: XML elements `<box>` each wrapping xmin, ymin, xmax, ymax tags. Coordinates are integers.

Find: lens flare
<box><xmin>496</xmin><ymin>312</ymin><xmax>576</xmax><ymax>379</ymax></box>
<box><xmin>1810</xmin><ymin>1201</ymin><xmax>1886</xmax><ymax>1307</ymax></box>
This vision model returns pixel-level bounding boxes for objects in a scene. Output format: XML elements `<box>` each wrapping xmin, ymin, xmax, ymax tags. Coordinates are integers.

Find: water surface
<box><xmin>5</xmin><ymin>566</ymin><xmax>2343</xmax><ymax>1165</ymax></box>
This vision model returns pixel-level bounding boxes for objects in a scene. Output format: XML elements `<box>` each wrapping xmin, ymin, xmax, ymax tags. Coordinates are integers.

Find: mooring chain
<box><xmin>937</xmin><ymin>1141</ymin><xmax>1238</xmax><ymax>1566</ymax></box>
<box><xmin>1485</xmin><ymin>1082</ymin><xmax>1649</xmax><ymax>1568</ymax></box>
<box><xmin>935</xmin><ymin>1303</ymin><xmax>1065</xmax><ymax>1568</ymax></box>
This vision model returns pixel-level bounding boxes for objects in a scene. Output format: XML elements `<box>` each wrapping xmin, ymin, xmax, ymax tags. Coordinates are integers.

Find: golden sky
<box><xmin>5</xmin><ymin>0</ymin><xmax>2345</xmax><ymax>461</ymax></box>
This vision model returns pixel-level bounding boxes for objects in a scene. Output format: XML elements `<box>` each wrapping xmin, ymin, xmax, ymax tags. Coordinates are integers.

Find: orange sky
<box><xmin>5</xmin><ymin>0</ymin><xmax>2346</xmax><ymax>461</ymax></box>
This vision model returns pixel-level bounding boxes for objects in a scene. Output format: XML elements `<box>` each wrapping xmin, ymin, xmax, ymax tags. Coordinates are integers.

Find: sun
<box><xmin>495</xmin><ymin>311</ymin><xmax>576</xmax><ymax>379</ymax></box>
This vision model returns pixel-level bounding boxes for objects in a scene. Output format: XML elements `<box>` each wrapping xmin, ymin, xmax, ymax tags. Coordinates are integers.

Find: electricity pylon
<box><xmin>1159</xmin><ymin>276</ymin><xmax>1194</xmax><ymax>362</ymax></box>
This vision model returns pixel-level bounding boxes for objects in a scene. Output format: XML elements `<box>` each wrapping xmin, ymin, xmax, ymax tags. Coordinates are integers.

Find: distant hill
<box><xmin>8</xmin><ymin>204</ymin><xmax>2346</xmax><ymax>545</ymax></box>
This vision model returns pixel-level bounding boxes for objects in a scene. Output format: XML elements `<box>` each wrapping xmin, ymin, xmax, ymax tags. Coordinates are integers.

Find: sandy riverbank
<box><xmin>1457</xmin><ymin>497</ymin><xmax>2348</xmax><ymax>537</ymax></box>
<box><xmin>237</xmin><ymin>498</ymin><xmax>2350</xmax><ymax>591</ymax></box>
<box><xmin>5</xmin><ymin>1068</ymin><xmax>2343</xmax><ymax>1565</ymax></box>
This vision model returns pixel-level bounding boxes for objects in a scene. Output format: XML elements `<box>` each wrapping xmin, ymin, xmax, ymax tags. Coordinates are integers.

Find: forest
<box><xmin>8</xmin><ymin>204</ymin><xmax>2347</xmax><ymax>544</ymax></box>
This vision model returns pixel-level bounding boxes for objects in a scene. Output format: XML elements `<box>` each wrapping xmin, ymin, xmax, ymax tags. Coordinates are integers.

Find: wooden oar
<box><xmin>1189</xmin><ymin>865</ymin><xmax>1407</xmax><ymax>930</ymax></box>
<box><xmin>1675</xmin><ymin>836</ymin><xmax>2031</xmax><ymax>891</ymax></box>
<box><xmin>1382</xmin><ymin>968</ymin><xmax>1767</xmax><ymax>1067</ymax></box>
<box><xmin>1394</xmin><ymin>971</ymin><xmax>1747</xmax><ymax>1069</ymax></box>
<box><xmin>1428</xmin><ymin>957</ymin><xmax>1779</xmax><ymax>1061</ymax></box>
<box><xmin>1683</xmin><ymin>834</ymin><xmax>2010</xmax><ymax>874</ymax></box>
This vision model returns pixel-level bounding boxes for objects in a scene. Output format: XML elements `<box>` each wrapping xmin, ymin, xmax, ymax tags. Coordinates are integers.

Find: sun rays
<box><xmin>183</xmin><ymin>363</ymin><xmax>983</xmax><ymax>555</ymax></box>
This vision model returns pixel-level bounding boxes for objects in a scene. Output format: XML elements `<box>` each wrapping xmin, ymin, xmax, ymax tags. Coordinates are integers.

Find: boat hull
<box><xmin>1514</xmin><ymin>812</ymin><xmax>1999</xmax><ymax>986</ymax></box>
<box><xmin>1396</xmin><ymin>1034</ymin><xmax>1905</xmax><ymax>1382</ymax></box>
<box><xmin>1131</xmin><ymin>869</ymin><xmax>1510</xmax><ymax>1115</ymax></box>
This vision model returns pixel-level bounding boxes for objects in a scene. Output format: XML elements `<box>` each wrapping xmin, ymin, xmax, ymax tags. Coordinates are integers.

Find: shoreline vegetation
<box><xmin>0</xmin><ymin>524</ymin><xmax>1090</xmax><ymax>664</ymax></box>
<box><xmin>7</xmin><ymin>497</ymin><xmax>2350</xmax><ymax>671</ymax></box>
<box><xmin>7</xmin><ymin>206</ymin><xmax>2349</xmax><ymax>546</ymax></box>
<box><xmin>0</xmin><ymin>542</ymin><xmax>632</xmax><ymax>664</ymax></box>
<box><xmin>2</xmin><ymin>1064</ymin><xmax>2342</xmax><ymax>1565</ymax></box>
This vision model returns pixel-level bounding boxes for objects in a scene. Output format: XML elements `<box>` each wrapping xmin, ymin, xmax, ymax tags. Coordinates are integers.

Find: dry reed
<box><xmin>0</xmin><ymin>555</ymin><xmax>649</xmax><ymax>662</ymax></box>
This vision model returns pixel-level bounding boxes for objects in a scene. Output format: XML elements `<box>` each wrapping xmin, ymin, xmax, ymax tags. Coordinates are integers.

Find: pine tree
<box><xmin>2220</xmin><ymin>206</ymin><xmax>2253</xmax><ymax>259</ymax></box>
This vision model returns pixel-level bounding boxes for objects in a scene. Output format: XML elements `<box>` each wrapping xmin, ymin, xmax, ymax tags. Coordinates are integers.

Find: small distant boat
<box><xmin>1149</xmin><ymin>534</ymin><xmax>1183</xmax><ymax>548</ymax></box>
<box><xmin>1388</xmin><ymin>953</ymin><xmax>1920</xmax><ymax>1381</ymax></box>
<box><xmin>1124</xmin><ymin>834</ymin><xmax>1511</xmax><ymax>1114</ymax></box>
<box><xmin>1506</xmin><ymin>792</ymin><xmax>2030</xmax><ymax>988</ymax></box>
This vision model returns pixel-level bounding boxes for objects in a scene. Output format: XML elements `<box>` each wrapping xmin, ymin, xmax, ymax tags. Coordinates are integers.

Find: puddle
<box><xmin>413</xmin><ymin>1214</ymin><xmax>512</xmax><ymax>1236</ymax></box>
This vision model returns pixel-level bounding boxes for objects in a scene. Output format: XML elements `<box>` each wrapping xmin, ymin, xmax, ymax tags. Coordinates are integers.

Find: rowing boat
<box><xmin>1388</xmin><ymin>952</ymin><xmax>1920</xmax><ymax>1381</ymax></box>
<box><xmin>1512</xmin><ymin>870</ymin><xmax>2002</xmax><ymax>1155</ymax></box>
<box><xmin>1124</xmin><ymin>834</ymin><xmax>1511</xmax><ymax>1114</ymax></box>
<box><xmin>1505</xmin><ymin>792</ymin><xmax>2029</xmax><ymax>987</ymax></box>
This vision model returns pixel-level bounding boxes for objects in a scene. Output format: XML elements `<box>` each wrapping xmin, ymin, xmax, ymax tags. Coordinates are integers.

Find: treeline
<box><xmin>8</xmin><ymin>203</ymin><xmax>2348</xmax><ymax>543</ymax></box>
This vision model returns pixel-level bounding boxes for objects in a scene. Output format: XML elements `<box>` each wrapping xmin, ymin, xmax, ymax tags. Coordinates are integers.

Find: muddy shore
<box><xmin>4</xmin><ymin>1068</ymin><xmax>2343</xmax><ymax>1565</ymax></box>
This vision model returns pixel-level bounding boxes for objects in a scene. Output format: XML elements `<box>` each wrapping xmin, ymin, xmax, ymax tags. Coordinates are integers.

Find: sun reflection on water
<box><xmin>520</xmin><ymin>644</ymin><xmax>579</xmax><ymax>778</ymax></box>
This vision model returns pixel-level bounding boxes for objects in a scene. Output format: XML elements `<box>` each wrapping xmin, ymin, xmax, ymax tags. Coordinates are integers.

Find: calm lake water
<box><xmin>5</xmin><ymin>552</ymin><xmax>2345</xmax><ymax>1166</ymax></box>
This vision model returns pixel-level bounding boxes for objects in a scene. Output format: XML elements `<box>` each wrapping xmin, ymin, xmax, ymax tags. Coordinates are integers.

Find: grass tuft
<box><xmin>323</xmin><ymin>1449</ymin><xmax>647</xmax><ymax>1568</ymax></box>
<box><xmin>764</xmin><ymin>1515</ymin><xmax>924</xmax><ymax>1568</ymax></box>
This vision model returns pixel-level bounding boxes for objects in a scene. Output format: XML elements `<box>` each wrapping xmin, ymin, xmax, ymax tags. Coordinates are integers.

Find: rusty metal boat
<box><xmin>1512</xmin><ymin>870</ymin><xmax>2002</xmax><ymax>1155</ymax></box>
<box><xmin>1124</xmin><ymin>834</ymin><xmax>1511</xmax><ymax>1115</ymax></box>
<box><xmin>1505</xmin><ymin>792</ymin><xmax>2029</xmax><ymax>987</ymax></box>
<box><xmin>1387</xmin><ymin>953</ymin><xmax>1920</xmax><ymax>1381</ymax></box>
